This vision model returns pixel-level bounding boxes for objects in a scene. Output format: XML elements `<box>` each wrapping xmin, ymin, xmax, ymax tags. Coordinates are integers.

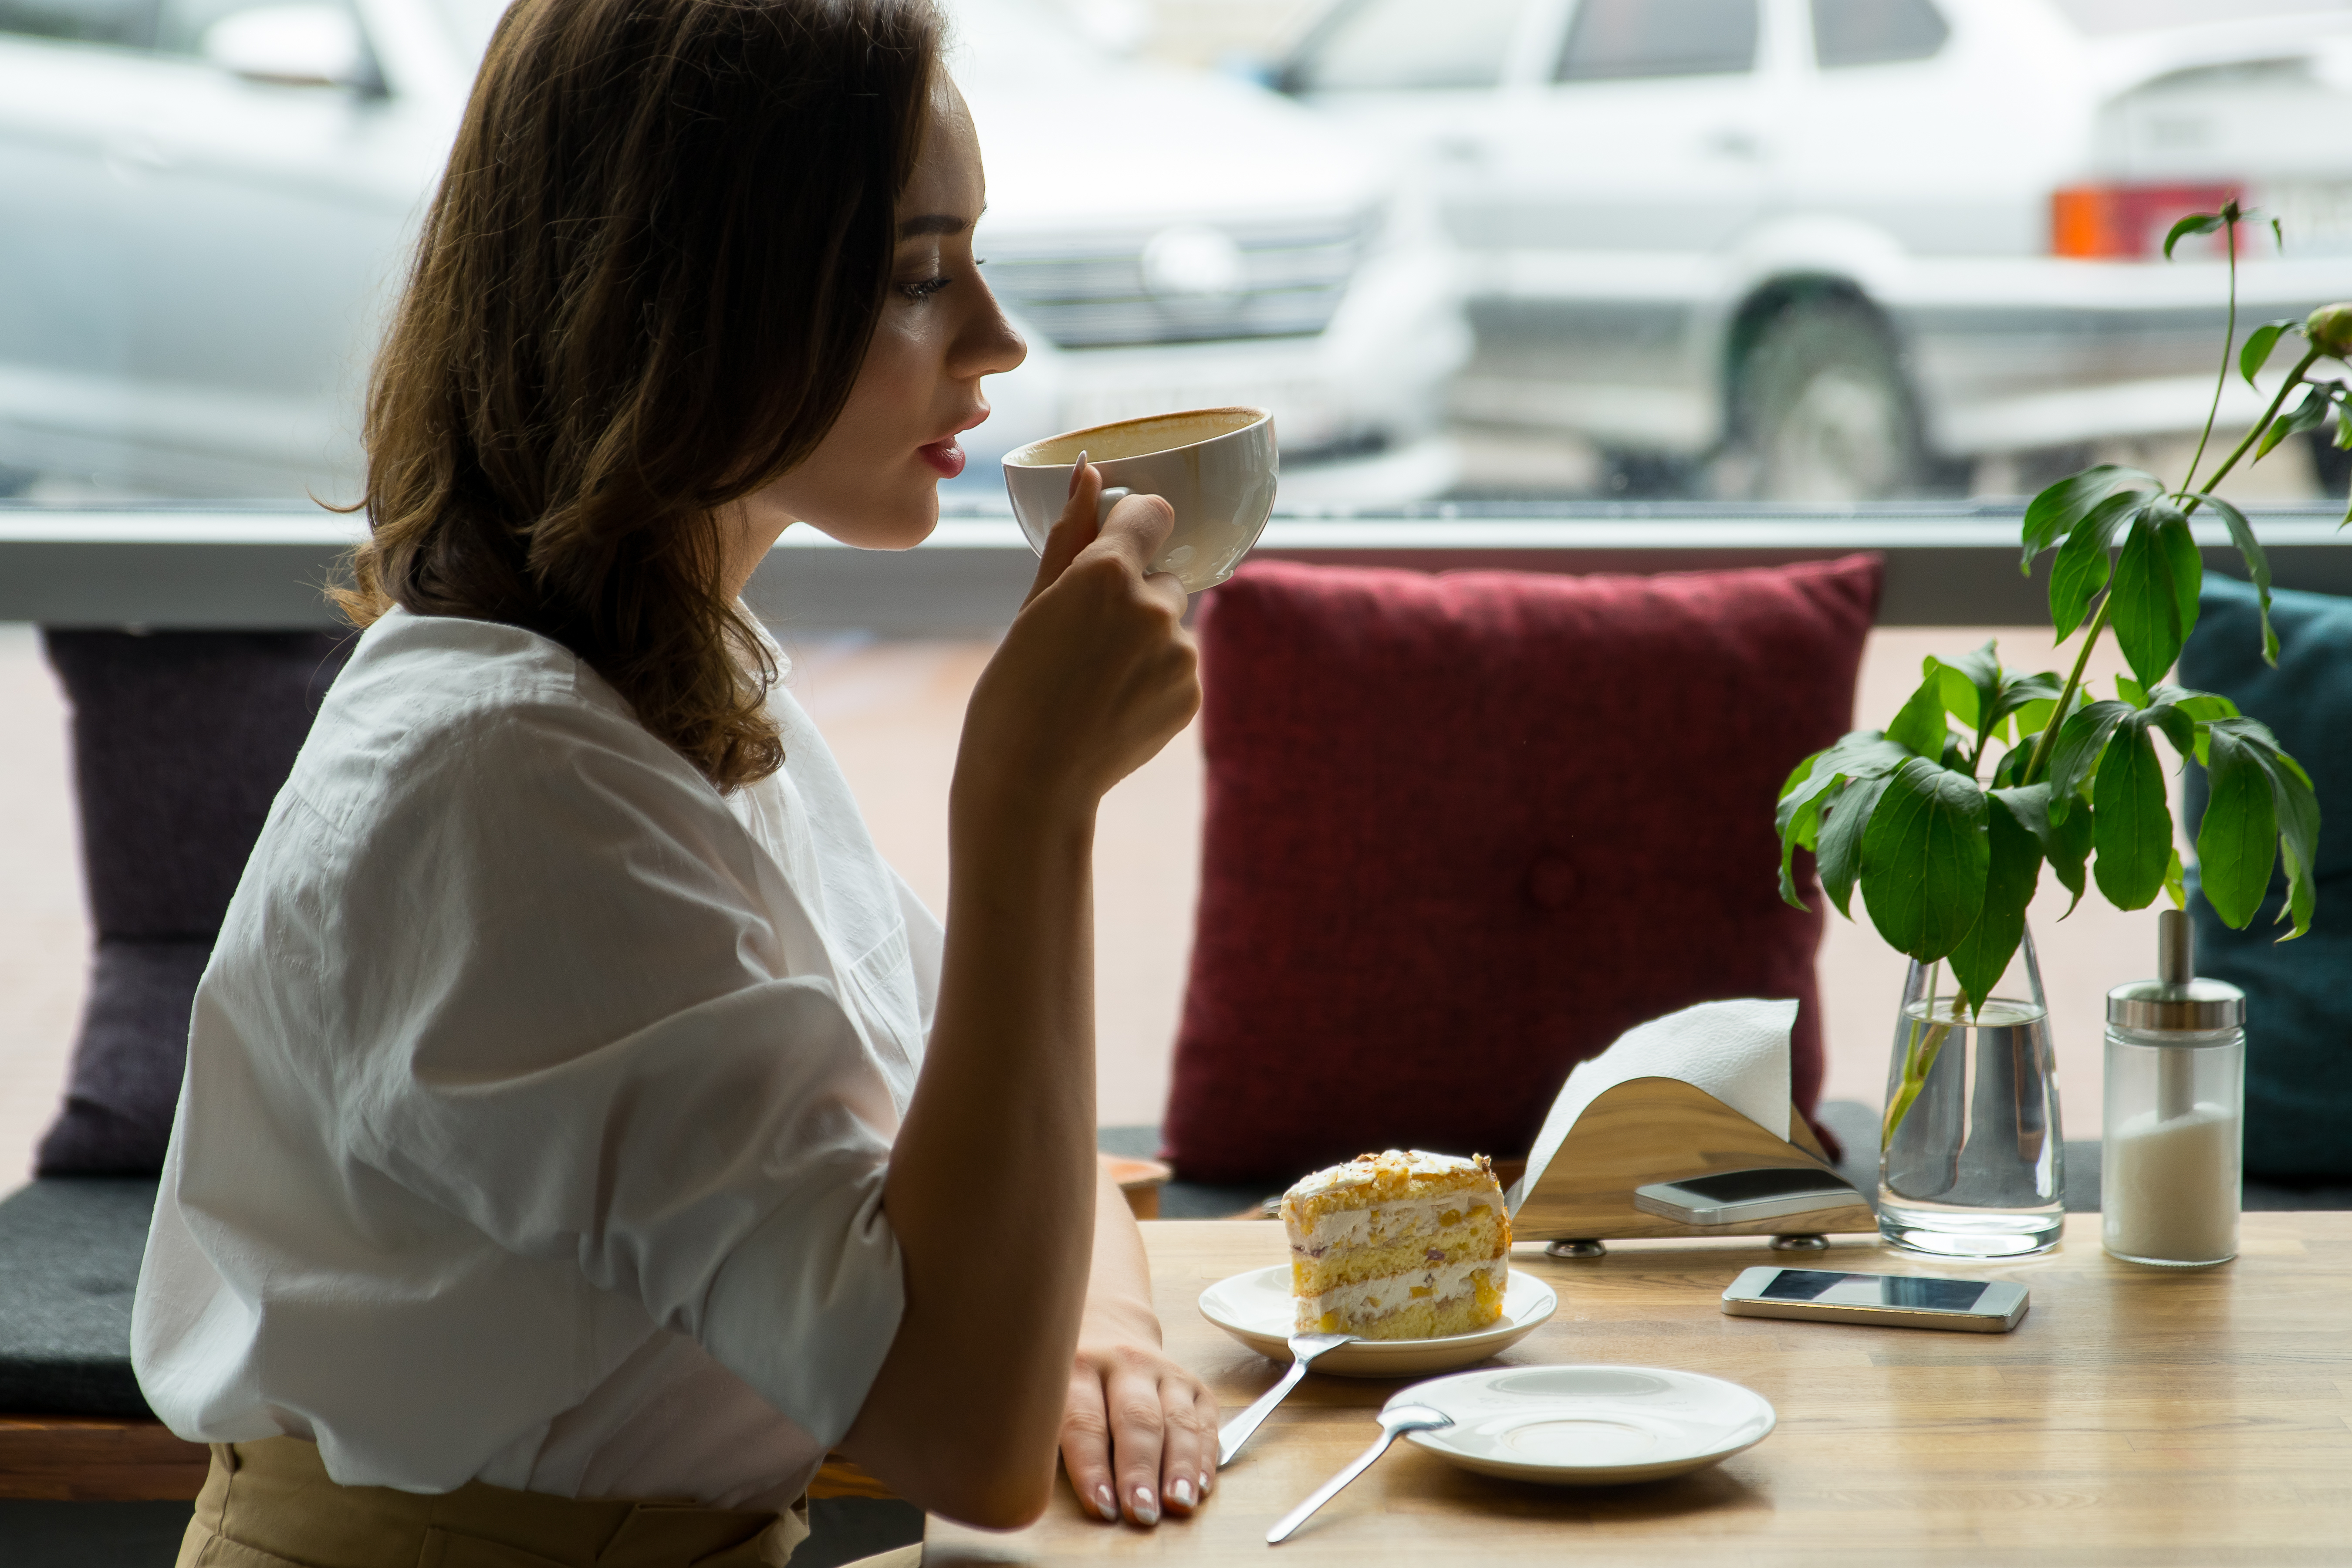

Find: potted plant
<box><xmin>1774</xmin><ymin>203</ymin><xmax>2335</xmax><ymax>1252</ymax></box>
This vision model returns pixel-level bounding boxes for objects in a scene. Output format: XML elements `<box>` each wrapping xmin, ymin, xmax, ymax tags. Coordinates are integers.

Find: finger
<box><xmin>1024</xmin><ymin>453</ymin><xmax>1101</xmax><ymax>607</ymax></box>
<box><xmin>1059</xmin><ymin>1366</ymin><xmax>1120</xmax><ymax>1524</ymax></box>
<box><xmin>1156</xmin><ymin>1376</ymin><xmax>1212</xmax><ymax>1517</ymax></box>
<box><xmin>1195</xmin><ymin>1382</ymin><xmax>1221</xmax><ymax>1501</ymax></box>
<box><xmin>1105</xmin><ymin>1362</ymin><xmax>1169</xmax><ymax>1526</ymax></box>
<box><xmin>1083</xmin><ymin>491</ymin><xmax>1177</xmax><ymax>578</ymax></box>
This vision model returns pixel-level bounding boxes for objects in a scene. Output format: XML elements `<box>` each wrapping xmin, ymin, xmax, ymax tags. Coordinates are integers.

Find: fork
<box><xmin>1216</xmin><ymin>1331</ymin><xmax>1354</xmax><ymax>1467</ymax></box>
<box><xmin>1266</xmin><ymin>1402</ymin><xmax>1454</xmax><ymax>1544</ymax></box>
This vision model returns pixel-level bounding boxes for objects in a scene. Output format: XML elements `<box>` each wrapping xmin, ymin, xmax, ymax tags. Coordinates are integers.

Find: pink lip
<box><xmin>918</xmin><ymin>406</ymin><xmax>987</xmax><ymax>480</ymax></box>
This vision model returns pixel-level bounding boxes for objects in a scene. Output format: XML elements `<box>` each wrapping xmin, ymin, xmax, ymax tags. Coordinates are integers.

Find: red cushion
<box><xmin>1162</xmin><ymin>554</ymin><xmax>1882</xmax><ymax>1184</ymax></box>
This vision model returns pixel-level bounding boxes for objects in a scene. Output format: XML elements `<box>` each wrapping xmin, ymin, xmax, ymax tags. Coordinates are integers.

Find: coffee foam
<box><xmin>1009</xmin><ymin>406</ymin><xmax>1266</xmax><ymax>466</ymax></box>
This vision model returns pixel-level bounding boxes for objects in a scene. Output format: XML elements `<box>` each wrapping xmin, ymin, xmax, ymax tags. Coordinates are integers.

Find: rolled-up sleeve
<box><xmin>316</xmin><ymin>697</ymin><xmax>907</xmax><ymax>1444</ymax></box>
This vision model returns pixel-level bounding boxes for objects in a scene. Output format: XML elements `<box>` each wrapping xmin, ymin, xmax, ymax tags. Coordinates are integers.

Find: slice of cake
<box><xmin>1281</xmin><ymin>1149</ymin><xmax>1511</xmax><ymax>1341</ymax></box>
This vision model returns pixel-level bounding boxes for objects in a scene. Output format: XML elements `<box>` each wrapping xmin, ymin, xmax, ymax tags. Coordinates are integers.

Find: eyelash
<box><xmin>897</xmin><ymin>260</ymin><xmax>983</xmax><ymax>303</ymax></box>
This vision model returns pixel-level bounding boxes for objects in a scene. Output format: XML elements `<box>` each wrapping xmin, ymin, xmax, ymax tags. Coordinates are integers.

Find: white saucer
<box><xmin>1197</xmin><ymin>1264</ymin><xmax>1556</xmax><ymax>1378</ymax></box>
<box><xmin>1395</xmin><ymin>1365</ymin><xmax>1775</xmax><ymax>1484</ymax></box>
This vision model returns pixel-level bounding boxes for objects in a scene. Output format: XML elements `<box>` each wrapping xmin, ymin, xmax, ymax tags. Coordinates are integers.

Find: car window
<box><xmin>1556</xmin><ymin>0</ymin><xmax>1759</xmax><ymax>82</ymax></box>
<box><xmin>1292</xmin><ymin>0</ymin><xmax>1533</xmax><ymax>93</ymax></box>
<box><xmin>0</xmin><ymin>0</ymin><xmax>155</xmax><ymax>49</ymax></box>
<box><xmin>1811</xmin><ymin>0</ymin><xmax>1946</xmax><ymax>68</ymax></box>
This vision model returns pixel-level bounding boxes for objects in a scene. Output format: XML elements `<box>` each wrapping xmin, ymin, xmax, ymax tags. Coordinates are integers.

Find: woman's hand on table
<box><xmin>1061</xmin><ymin>1300</ymin><xmax>1218</xmax><ymax>1527</ymax></box>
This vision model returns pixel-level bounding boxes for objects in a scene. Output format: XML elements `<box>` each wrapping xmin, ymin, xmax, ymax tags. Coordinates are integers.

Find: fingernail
<box><xmin>1132</xmin><ymin>1485</ymin><xmax>1159</xmax><ymax>1526</ymax></box>
<box><xmin>1169</xmin><ymin>1477</ymin><xmax>1196</xmax><ymax>1508</ymax></box>
<box><xmin>1067</xmin><ymin>450</ymin><xmax>1088</xmax><ymax>498</ymax></box>
<box><xmin>1094</xmin><ymin>1484</ymin><xmax>1117</xmax><ymax>1521</ymax></box>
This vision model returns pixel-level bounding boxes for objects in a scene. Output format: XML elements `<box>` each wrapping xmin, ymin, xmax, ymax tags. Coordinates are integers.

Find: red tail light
<box><xmin>2051</xmin><ymin>183</ymin><xmax>2244</xmax><ymax>259</ymax></box>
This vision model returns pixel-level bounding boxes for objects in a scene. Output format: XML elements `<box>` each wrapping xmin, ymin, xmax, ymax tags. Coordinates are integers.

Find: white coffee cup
<box><xmin>1001</xmin><ymin>406</ymin><xmax>1278</xmax><ymax>593</ymax></box>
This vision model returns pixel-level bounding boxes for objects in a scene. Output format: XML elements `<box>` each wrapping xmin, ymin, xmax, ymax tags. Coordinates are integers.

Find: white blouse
<box><xmin>132</xmin><ymin>607</ymin><xmax>937</xmax><ymax>1511</ymax></box>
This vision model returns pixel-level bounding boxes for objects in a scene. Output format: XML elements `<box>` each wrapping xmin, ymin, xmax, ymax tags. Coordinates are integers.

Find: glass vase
<box><xmin>1877</xmin><ymin>925</ymin><xmax>2065</xmax><ymax>1257</ymax></box>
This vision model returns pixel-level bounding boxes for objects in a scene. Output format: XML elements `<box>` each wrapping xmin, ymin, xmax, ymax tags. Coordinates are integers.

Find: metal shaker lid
<box><xmin>2107</xmin><ymin>909</ymin><xmax>2244</xmax><ymax>1031</ymax></box>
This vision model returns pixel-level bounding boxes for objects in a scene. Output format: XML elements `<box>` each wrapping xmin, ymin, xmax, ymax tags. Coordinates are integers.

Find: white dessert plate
<box><xmin>1395</xmin><ymin>1365</ymin><xmax>1775</xmax><ymax>1485</ymax></box>
<box><xmin>1197</xmin><ymin>1265</ymin><xmax>1557</xmax><ymax>1378</ymax></box>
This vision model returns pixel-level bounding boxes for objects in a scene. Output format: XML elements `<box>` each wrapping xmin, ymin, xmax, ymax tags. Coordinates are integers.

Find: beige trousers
<box><xmin>174</xmin><ymin>1437</ymin><xmax>841</xmax><ymax>1568</ymax></box>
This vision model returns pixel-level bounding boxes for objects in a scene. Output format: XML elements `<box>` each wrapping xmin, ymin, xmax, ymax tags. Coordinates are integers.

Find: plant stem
<box><xmin>2182</xmin><ymin>346</ymin><xmax>2324</xmax><ymax>513</ymax></box>
<box><xmin>2019</xmin><ymin>597</ymin><xmax>2113</xmax><ymax>786</ymax></box>
<box><xmin>2019</xmin><ymin>346</ymin><xmax>2324</xmax><ymax>788</ymax></box>
<box><xmin>2183</xmin><ymin>213</ymin><xmax>2240</xmax><ymax>494</ymax></box>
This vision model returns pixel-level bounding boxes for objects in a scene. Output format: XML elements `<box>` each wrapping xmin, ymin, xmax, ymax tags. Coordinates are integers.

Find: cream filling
<box><xmin>1298</xmin><ymin>1257</ymin><xmax>1503</xmax><ymax>1323</ymax></box>
<box><xmin>1291</xmin><ymin>1190</ymin><xmax>1501</xmax><ymax>1255</ymax></box>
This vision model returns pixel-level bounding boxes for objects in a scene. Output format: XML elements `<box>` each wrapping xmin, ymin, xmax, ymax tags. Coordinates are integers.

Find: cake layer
<box><xmin>1290</xmin><ymin>1210</ymin><xmax>1508</xmax><ymax>1298</ymax></box>
<box><xmin>1294</xmin><ymin>1261</ymin><xmax>1506</xmax><ymax>1340</ymax></box>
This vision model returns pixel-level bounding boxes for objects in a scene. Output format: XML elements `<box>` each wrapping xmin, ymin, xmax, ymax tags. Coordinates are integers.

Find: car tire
<box><xmin>1730</xmin><ymin>298</ymin><xmax>1921</xmax><ymax>503</ymax></box>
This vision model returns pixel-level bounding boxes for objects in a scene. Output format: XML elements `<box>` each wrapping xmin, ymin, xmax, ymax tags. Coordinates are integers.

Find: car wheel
<box><xmin>1730</xmin><ymin>299</ymin><xmax>1920</xmax><ymax>503</ymax></box>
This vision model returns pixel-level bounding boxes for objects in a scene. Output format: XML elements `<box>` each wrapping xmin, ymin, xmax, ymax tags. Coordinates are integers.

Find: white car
<box><xmin>0</xmin><ymin>0</ymin><xmax>1467</xmax><ymax>504</ymax></box>
<box><xmin>1283</xmin><ymin>0</ymin><xmax>2352</xmax><ymax>499</ymax></box>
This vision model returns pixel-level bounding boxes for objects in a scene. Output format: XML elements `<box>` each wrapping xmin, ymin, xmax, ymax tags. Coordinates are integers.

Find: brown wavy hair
<box><xmin>335</xmin><ymin>0</ymin><xmax>943</xmax><ymax>790</ymax></box>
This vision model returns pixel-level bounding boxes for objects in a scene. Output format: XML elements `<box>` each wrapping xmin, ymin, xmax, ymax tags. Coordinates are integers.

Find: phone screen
<box><xmin>1757</xmin><ymin>1269</ymin><xmax>1992</xmax><ymax>1312</ymax></box>
<box><xmin>1667</xmin><ymin>1168</ymin><xmax>1852</xmax><ymax>1204</ymax></box>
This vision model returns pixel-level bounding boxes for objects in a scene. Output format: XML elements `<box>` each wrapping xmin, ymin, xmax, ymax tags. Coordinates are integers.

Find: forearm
<box><xmin>846</xmin><ymin>786</ymin><xmax>1101</xmax><ymax>1524</ymax></box>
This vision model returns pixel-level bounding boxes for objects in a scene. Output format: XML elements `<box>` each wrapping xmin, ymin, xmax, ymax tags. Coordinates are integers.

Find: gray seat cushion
<box><xmin>0</xmin><ymin>1179</ymin><xmax>159</xmax><ymax>1417</ymax></box>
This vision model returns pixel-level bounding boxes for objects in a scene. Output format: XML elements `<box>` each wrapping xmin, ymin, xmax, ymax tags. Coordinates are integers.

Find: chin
<box><xmin>814</xmin><ymin>487</ymin><xmax>941</xmax><ymax>551</ymax></box>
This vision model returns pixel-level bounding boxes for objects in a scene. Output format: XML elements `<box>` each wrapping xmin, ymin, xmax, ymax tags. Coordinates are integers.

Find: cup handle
<box><xmin>1095</xmin><ymin>486</ymin><xmax>1131</xmax><ymax>526</ymax></box>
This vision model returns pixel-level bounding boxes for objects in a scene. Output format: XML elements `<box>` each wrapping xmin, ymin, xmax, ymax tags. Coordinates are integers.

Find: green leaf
<box><xmin>2165</xmin><ymin>848</ymin><xmax>2188</xmax><ymax>910</ymax></box>
<box><xmin>2196</xmin><ymin>726</ymin><xmax>2279</xmax><ymax>928</ymax></box>
<box><xmin>2335</xmin><ymin>401</ymin><xmax>2352</xmax><ymax>451</ymax></box>
<box><xmin>2046</xmin><ymin>699</ymin><xmax>2134</xmax><ymax>817</ymax></box>
<box><xmin>1817</xmin><ymin>772</ymin><xmax>1890</xmax><ymax>919</ymax></box>
<box><xmin>2108</xmin><ymin>505</ymin><xmax>2200</xmax><ymax>688</ymax></box>
<box><xmin>2153</xmin><ymin>685</ymin><xmax>2239</xmax><ymax>723</ymax></box>
<box><xmin>1946</xmin><ymin>793</ymin><xmax>2045</xmax><ymax>1017</ymax></box>
<box><xmin>1887</xmin><ymin>676</ymin><xmax>1952</xmax><ymax>760</ymax></box>
<box><xmin>2196</xmin><ymin>494</ymin><xmax>2280</xmax><ymax>666</ymax></box>
<box><xmin>2240</xmin><ymin>319</ymin><xmax>2299</xmax><ymax>386</ymax></box>
<box><xmin>1859</xmin><ymin>758</ymin><xmax>1992</xmax><ymax>962</ymax></box>
<box><xmin>2117</xmin><ymin>675</ymin><xmax>2149</xmax><ymax>708</ymax></box>
<box><xmin>2091</xmin><ymin>719</ymin><xmax>2175</xmax><ymax>909</ymax></box>
<box><xmin>2256</xmin><ymin>384</ymin><xmax>2332</xmax><ymax>462</ymax></box>
<box><xmin>2208</xmin><ymin>716</ymin><xmax>2324</xmax><ymax>940</ymax></box>
<box><xmin>2020</xmin><ymin>464</ymin><xmax>2160</xmax><ymax>572</ymax></box>
<box><xmin>2047</xmin><ymin>489</ymin><xmax>2144</xmax><ymax>639</ymax></box>
<box><xmin>1994</xmin><ymin>781</ymin><xmax>2091</xmax><ymax>917</ymax></box>
<box><xmin>1926</xmin><ymin>640</ymin><xmax>2002</xmax><ymax>736</ymax></box>
<box><xmin>1777</xmin><ymin>733</ymin><xmax>1914</xmax><ymax>907</ymax></box>
<box><xmin>2163</xmin><ymin>211</ymin><xmax>2227</xmax><ymax>259</ymax></box>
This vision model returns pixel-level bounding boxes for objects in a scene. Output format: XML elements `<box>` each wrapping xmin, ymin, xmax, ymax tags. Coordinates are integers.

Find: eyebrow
<box><xmin>896</xmin><ymin>207</ymin><xmax>983</xmax><ymax>239</ymax></box>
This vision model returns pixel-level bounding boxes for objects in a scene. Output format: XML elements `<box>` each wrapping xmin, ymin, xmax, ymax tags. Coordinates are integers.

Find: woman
<box><xmin>130</xmin><ymin>0</ymin><xmax>1211</xmax><ymax>1561</ymax></box>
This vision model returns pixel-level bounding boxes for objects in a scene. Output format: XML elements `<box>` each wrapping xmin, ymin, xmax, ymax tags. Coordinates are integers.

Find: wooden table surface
<box><xmin>923</xmin><ymin>1214</ymin><xmax>2352</xmax><ymax>1568</ymax></box>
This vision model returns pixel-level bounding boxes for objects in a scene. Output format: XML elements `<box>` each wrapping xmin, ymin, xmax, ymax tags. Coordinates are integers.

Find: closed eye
<box><xmin>899</xmin><ymin>275</ymin><xmax>951</xmax><ymax>301</ymax></box>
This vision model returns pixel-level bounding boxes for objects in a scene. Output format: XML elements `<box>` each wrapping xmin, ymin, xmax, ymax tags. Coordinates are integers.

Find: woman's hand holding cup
<box><xmin>958</xmin><ymin>455</ymin><xmax>1200</xmax><ymax>821</ymax></box>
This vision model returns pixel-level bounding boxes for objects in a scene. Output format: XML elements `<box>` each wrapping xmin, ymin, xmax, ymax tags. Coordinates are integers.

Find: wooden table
<box><xmin>925</xmin><ymin>1214</ymin><xmax>2352</xmax><ymax>1568</ymax></box>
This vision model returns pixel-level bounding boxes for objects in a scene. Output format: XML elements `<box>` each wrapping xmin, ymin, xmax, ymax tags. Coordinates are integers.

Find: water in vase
<box><xmin>1878</xmin><ymin>933</ymin><xmax>2065</xmax><ymax>1257</ymax></box>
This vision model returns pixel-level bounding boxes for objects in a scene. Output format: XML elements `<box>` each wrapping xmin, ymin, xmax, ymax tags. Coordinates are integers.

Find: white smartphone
<box><xmin>1721</xmin><ymin>1266</ymin><xmax>2030</xmax><ymax>1332</ymax></box>
<box><xmin>1632</xmin><ymin>1167</ymin><xmax>1863</xmax><ymax>1227</ymax></box>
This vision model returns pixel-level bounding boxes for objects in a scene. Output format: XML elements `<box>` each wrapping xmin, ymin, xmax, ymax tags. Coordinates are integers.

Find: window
<box><xmin>1556</xmin><ymin>0</ymin><xmax>1759</xmax><ymax>82</ymax></box>
<box><xmin>0</xmin><ymin>0</ymin><xmax>154</xmax><ymax>49</ymax></box>
<box><xmin>1811</xmin><ymin>0</ymin><xmax>1947</xmax><ymax>68</ymax></box>
<box><xmin>1292</xmin><ymin>0</ymin><xmax>1531</xmax><ymax>93</ymax></box>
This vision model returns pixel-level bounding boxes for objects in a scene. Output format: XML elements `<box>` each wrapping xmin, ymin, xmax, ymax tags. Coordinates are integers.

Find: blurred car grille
<box><xmin>984</xmin><ymin>213</ymin><xmax>1373</xmax><ymax>350</ymax></box>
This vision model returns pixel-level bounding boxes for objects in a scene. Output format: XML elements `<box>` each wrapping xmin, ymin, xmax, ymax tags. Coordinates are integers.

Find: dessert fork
<box><xmin>1266</xmin><ymin>1403</ymin><xmax>1453</xmax><ymax>1544</ymax></box>
<box><xmin>1216</xmin><ymin>1331</ymin><xmax>1354</xmax><ymax>1467</ymax></box>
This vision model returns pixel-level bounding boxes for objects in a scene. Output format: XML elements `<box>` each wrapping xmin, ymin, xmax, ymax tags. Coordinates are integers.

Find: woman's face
<box><xmin>736</xmin><ymin>76</ymin><xmax>1025</xmax><ymax>561</ymax></box>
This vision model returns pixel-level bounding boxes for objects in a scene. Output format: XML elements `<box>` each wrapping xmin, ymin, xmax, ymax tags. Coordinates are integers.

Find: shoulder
<box><xmin>291</xmin><ymin>608</ymin><xmax>710</xmax><ymax>834</ymax></box>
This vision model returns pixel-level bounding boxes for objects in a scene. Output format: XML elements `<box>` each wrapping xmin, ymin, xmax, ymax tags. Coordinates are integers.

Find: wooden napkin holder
<box><xmin>1506</xmin><ymin>1075</ymin><xmax>1876</xmax><ymax>1250</ymax></box>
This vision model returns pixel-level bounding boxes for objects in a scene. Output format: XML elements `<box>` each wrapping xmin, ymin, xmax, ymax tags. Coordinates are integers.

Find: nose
<box><xmin>956</xmin><ymin>276</ymin><xmax>1027</xmax><ymax>381</ymax></box>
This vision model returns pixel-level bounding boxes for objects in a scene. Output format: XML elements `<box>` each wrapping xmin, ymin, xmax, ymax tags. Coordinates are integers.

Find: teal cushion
<box><xmin>2180</xmin><ymin>575</ymin><xmax>2352</xmax><ymax>1182</ymax></box>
